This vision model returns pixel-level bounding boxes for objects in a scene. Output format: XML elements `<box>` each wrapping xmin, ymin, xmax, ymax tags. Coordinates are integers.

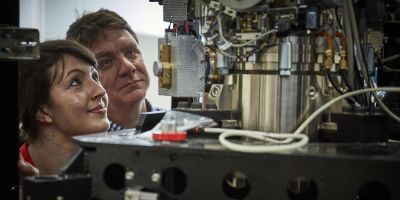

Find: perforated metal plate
<box><xmin>159</xmin><ymin>35</ymin><xmax>205</xmax><ymax>97</ymax></box>
<box><xmin>163</xmin><ymin>0</ymin><xmax>187</xmax><ymax>23</ymax></box>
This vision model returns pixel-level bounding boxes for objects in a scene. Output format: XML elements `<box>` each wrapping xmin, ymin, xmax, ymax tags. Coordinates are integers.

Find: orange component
<box><xmin>335</xmin><ymin>31</ymin><xmax>347</xmax><ymax>49</ymax></box>
<box><xmin>152</xmin><ymin>131</ymin><xmax>187</xmax><ymax>142</ymax></box>
<box><xmin>317</xmin><ymin>31</ymin><xmax>334</xmax><ymax>69</ymax></box>
<box><xmin>317</xmin><ymin>31</ymin><xmax>333</xmax><ymax>50</ymax></box>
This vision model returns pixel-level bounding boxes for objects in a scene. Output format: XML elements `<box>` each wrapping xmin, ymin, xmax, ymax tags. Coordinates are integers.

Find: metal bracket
<box><xmin>0</xmin><ymin>27</ymin><xmax>39</xmax><ymax>60</ymax></box>
<box><xmin>124</xmin><ymin>187</ymin><xmax>159</xmax><ymax>200</ymax></box>
<box><xmin>278</xmin><ymin>39</ymin><xmax>292</xmax><ymax>76</ymax></box>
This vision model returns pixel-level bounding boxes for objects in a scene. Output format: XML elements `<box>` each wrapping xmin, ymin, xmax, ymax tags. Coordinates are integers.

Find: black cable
<box><xmin>243</xmin><ymin>43</ymin><xmax>277</xmax><ymax>59</ymax></box>
<box><xmin>339</xmin><ymin>69</ymin><xmax>352</xmax><ymax>91</ymax></box>
<box><xmin>358</xmin><ymin>42</ymin><xmax>373</xmax><ymax>110</ymax></box>
<box><xmin>326</xmin><ymin>70</ymin><xmax>344</xmax><ymax>94</ymax></box>
<box><xmin>352</xmin><ymin>61</ymin><xmax>368</xmax><ymax>106</ymax></box>
<box><xmin>243</xmin><ymin>34</ymin><xmax>278</xmax><ymax>58</ymax></box>
<box><xmin>376</xmin><ymin>54</ymin><xmax>400</xmax><ymax>73</ymax></box>
<box><xmin>205</xmin><ymin>54</ymin><xmax>211</xmax><ymax>84</ymax></box>
<box><xmin>334</xmin><ymin>8</ymin><xmax>343</xmax><ymax>31</ymax></box>
<box><xmin>325</xmin><ymin>70</ymin><xmax>358</xmax><ymax>105</ymax></box>
<box><xmin>339</xmin><ymin>69</ymin><xmax>362</xmax><ymax>104</ymax></box>
<box><xmin>347</xmin><ymin>0</ymin><xmax>372</xmax><ymax>107</ymax></box>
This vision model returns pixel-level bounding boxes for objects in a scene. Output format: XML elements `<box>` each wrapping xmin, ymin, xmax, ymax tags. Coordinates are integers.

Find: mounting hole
<box><xmin>222</xmin><ymin>171</ymin><xmax>251</xmax><ymax>199</ymax></box>
<box><xmin>287</xmin><ymin>176</ymin><xmax>318</xmax><ymax>200</ymax></box>
<box><xmin>162</xmin><ymin>167</ymin><xmax>187</xmax><ymax>195</ymax></box>
<box><xmin>307</xmin><ymin>86</ymin><xmax>319</xmax><ymax>100</ymax></box>
<box><xmin>103</xmin><ymin>163</ymin><xmax>126</xmax><ymax>190</ymax></box>
<box><xmin>357</xmin><ymin>181</ymin><xmax>391</xmax><ymax>200</ymax></box>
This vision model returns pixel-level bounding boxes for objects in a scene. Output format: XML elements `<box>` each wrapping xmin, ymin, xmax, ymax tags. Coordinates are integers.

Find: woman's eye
<box><xmin>71</xmin><ymin>79</ymin><xmax>82</xmax><ymax>86</ymax></box>
<box><xmin>92</xmin><ymin>73</ymin><xmax>100</xmax><ymax>82</ymax></box>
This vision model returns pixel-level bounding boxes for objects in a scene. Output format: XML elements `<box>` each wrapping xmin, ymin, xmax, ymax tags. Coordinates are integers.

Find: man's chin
<box><xmin>124</xmin><ymin>91</ymin><xmax>146</xmax><ymax>103</ymax></box>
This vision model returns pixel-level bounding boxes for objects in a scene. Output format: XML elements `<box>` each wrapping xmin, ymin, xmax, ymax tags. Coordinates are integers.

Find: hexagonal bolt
<box><xmin>125</xmin><ymin>171</ymin><xmax>135</xmax><ymax>180</ymax></box>
<box><xmin>151</xmin><ymin>173</ymin><xmax>161</xmax><ymax>183</ymax></box>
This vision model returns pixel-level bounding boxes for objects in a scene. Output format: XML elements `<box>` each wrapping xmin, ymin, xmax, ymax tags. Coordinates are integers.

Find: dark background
<box><xmin>1</xmin><ymin>0</ymin><xmax>20</xmax><ymax>199</ymax></box>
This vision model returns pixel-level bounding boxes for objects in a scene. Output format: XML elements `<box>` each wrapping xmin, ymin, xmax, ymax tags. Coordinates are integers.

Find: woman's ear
<box><xmin>35</xmin><ymin>105</ymin><xmax>53</xmax><ymax>123</ymax></box>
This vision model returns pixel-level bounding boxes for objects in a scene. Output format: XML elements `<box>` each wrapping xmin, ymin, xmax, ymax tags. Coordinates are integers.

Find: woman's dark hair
<box><xmin>66</xmin><ymin>8</ymin><xmax>139</xmax><ymax>46</ymax></box>
<box><xmin>19</xmin><ymin>39</ymin><xmax>97</xmax><ymax>141</ymax></box>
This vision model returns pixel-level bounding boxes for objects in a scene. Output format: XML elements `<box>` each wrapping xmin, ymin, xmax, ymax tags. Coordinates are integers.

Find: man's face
<box><xmin>89</xmin><ymin>28</ymin><xmax>150</xmax><ymax>112</ymax></box>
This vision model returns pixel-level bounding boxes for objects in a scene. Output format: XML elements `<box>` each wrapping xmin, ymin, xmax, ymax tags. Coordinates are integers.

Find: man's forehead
<box><xmin>91</xmin><ymin>35</ymin><xmax>138</xmax><ymax>57</ymax></box>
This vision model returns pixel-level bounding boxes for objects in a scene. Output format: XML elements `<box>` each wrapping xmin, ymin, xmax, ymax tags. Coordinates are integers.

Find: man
<box><xmin>66</xmin><ymin>9</ymin><xmax>163</xmax><ymax>131</ymax></box>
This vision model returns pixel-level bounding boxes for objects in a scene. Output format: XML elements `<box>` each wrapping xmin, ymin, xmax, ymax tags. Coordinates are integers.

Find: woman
<box><xmin>67</xmin><ymin>9</ymin><xmax>160</xmax><ymax>132</ymax></box>
<box><xmin>19</xmin><ymin>39</ymin><xmax>110</xmax><ymax>175</ymax></box>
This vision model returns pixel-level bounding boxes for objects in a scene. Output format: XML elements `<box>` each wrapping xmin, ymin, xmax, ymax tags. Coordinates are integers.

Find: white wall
<box><xmin>20</xmin><ymin>0</ymin><xmax>171</xmax><ymax>109</ymax></box>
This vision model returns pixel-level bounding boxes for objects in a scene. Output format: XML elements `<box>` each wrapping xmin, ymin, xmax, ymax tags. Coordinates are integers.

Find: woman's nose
<box><xmin>92</xmin><ymin>81</ymin><xmax>107</xmax><ymax>101</ymax></box>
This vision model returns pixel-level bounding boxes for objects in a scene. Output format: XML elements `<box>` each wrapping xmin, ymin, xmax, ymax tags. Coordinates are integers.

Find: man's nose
<box><xmin>118</xmin><ymin>55</ymin><xmax>136</xmax><ymax>76</ymax></box>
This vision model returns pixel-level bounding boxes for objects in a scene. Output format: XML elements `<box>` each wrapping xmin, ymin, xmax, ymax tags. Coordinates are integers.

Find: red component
<box><xmin>152</xmin><ymin>131</ymin><xmax>187</xmax><ymax>142</ymax></box>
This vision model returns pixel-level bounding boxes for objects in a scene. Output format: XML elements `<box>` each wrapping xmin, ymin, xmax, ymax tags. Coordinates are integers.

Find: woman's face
<box><xmin>44</xmin><ymin>54</ymin><xmax>110</xmax><ymax>136</ymax></box>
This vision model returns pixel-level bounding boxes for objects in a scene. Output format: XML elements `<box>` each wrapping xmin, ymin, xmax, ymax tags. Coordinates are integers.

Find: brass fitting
<box><xmin>324</xmin><ymin>49</ymin><xmax>333</xmax><ymax>70</ymax></box>
<box><xmin>339</xmin><ymin>50</ymin><xmax>348</xmax><ymax>70</ymax></box>
<box><xmin>158</xmin><ymin>44</ymin><xmax>172</xmax><ymax>88</ymax></box>
<box><xmin>160</xmin><ymin>44</ymin><xmax>171</xmax><ymax>62</ymax></box>
<box><xmin>159</xmin><ymin>63</ymin><xmax>171</xmax><ymax>89</ymax></box>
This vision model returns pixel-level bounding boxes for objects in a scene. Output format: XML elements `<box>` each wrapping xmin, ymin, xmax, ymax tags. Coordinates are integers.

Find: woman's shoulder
<box><xmin>19</xmin><ymin>143</ymin><xmax>34</xmax><ymax>166</ymax></box>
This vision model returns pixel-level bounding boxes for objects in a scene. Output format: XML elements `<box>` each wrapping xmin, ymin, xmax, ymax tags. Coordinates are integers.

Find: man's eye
<box><xmin>126</xmin><ymin>50</ymin><xmax>138</xmax><ymax>58</ymax></box>
<box><xmin>99</xmin><ymin>58</ymin><xmax>113</xmax><ymax>70</ymax></box>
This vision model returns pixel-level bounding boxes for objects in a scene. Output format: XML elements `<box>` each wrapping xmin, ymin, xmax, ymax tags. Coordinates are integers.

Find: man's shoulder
<box><xmin>145</xmin><ymin>98</ymin><xmax>169</xmax><ymax>112</ymax></box>
<box><xmin>150</xmin><ymin>104</ymin><xmax>168</xmax><ymax>112</ymax></box>
<box><xmin>108</xmin><ymin>120</ymin><xmax>124</xmax><ymax>132</ymax></box>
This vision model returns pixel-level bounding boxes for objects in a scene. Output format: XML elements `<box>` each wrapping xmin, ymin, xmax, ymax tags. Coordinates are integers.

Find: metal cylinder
<box><xmin>237</xmin><ymin>35</ymin><xmax>324</xmax><ymax>134</ymax></box>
